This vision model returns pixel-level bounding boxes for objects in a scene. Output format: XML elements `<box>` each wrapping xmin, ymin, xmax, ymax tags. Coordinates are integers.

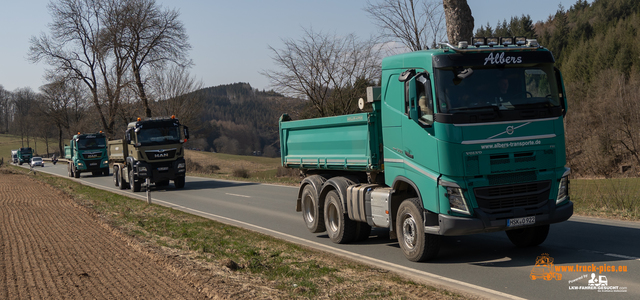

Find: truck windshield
<box><xmin>77</xmin><ymin>137</ymin><xmax>107</xmax><ymax>150</ymax></box>
<box><xmin>20</xmin><ymin>148</ymin><xmax>32</xmax><ymax>154</ymax></box>
<box><xmin>137</xmin><ymin>127</ymin><xmax>180</xmax><ymax>145</ymax></box>
<box><xmin>435</xmin><ymin>64</ymin><xmax>560</xmax><ymax>114</ymax></box>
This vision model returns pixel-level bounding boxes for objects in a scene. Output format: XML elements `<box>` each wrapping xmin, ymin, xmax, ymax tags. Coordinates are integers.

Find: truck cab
<box><xmin>17</xmin><ymin>147</ymin><xmax>33</xmax><ymax>165</ymax></box>
<box><xmin>109</xmin><ymin>116</ymin><xmax>189</xmax><ymax>191</ymax></box>
<box><xmin>66</xmin><ymin>132</ymin><xmax>109</xmax><ymax>178</ymax></box>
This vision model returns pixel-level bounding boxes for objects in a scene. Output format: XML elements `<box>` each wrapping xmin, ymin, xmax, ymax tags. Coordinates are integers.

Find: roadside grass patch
<box><xmin>571</xmin><ymin>178</ymin><xmax>640</xmax><ymax>220</ymax></box>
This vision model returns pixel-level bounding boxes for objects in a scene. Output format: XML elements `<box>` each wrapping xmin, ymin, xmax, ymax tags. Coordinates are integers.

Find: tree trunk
<box><xmin>442</xmin><ymin>0</ymin><xmax>474</xmax><ymax>44</ymax></box>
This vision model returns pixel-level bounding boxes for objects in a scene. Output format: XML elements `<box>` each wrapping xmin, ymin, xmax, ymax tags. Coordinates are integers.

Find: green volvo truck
<box><xmin>108</xmin><ymin>116</ymin><xmax>189</xmax><ymax>192</ymax></box>
<box><xmin>279</xmin><ymin>38</ymin><xmax>572</xmax><ymax>261</ymax></box>
<box><xmin>17</xmin><ymin>147</ymin><xmax>33</xmax><ymax>165</ymax></box>
<box><xmin>65</xmin><ymin>132</ymin><xmax>109</xmax><ymax>178</ymax></box>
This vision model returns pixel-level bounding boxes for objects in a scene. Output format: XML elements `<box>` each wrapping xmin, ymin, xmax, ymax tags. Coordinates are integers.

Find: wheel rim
<box><xmin>401</xmin><ymin>213</ymin><xmax>418</xmax><ymax>250</ymax></box>
<box><xmin>302</xmin><ymin>194</ymin><xmax>315</xmax><ymax>223</ymax></box>
<box><xmin>327</xmin><ymin>202</ymin><xmax>339</xmax><ymax>233</ymax></box>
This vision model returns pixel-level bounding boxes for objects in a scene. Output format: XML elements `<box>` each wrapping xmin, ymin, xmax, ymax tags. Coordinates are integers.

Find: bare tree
<box><xmin>364</xmin><ymin>0</ymin><xmax>446</xmax><ymax>51</ymax></box>
<box><xmin>150</xmin><ymin>64</ymin><xmax>203</xmax><ymax>127</ymax></box>
<box><xmin>442</xmin><ymin>0</ymin><xmax>474</xmax><ymax>44</ymax></box>
<box><xmin>39</xmin><ymin>79</ymin><xmax>88</xmax><ymax>154</ymax></box>
<box><xmin>120</xmin><ymin>0</ymin><xmax>192</xmax><ymax>118</ymax></box>
<box><xmin>12</xmin><ymin>88</ymin><xmax>38</xmax><ymax>147</ymax></box>
<box><xmin>262</xmin><ymin>28</ymin><xmax>382</xmax><ymax>117</ymax></box>
<box><xmin>29</xmin><ymin>0</ymin><xmax>131</xmax><ymax>136</ymax></box>
<box><xmin>0</xmin><ymin>85</ymin><xmax>11</xmax><ymax>133</ymax></box>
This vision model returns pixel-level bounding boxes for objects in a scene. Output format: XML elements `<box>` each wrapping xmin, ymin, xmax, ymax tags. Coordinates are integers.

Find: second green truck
<box><xmin>65</xmin><ymin>132</ymin><xmax>109</xmax><ymax>177</ymax></box>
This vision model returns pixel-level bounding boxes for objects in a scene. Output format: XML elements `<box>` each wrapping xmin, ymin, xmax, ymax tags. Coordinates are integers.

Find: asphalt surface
<box><xmin>20</xmin><ymin>162</ymin><xmax>640</xmax><ymax>299</ymax></box>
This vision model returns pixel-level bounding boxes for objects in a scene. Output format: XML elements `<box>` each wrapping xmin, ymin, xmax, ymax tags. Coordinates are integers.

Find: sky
<box><xmin>0</xmin><ymin>0</ymin><xmax>589</xmax><ymax>93</ymax></box>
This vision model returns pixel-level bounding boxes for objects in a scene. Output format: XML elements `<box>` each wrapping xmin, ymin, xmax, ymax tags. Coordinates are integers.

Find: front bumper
<box><xmin>425</xmin><ymin>201</ymin><xmax>573</xmax><ymax>236</ymax></box>
<box><xmin>134</xmin><ymin>158</ymin><xmax>186</xmax><ymax>182</ymax></box>
<box><xmin>77</xmin><ymin>159</ymin><xmax>109</xmax><ymax>171</ymax></box>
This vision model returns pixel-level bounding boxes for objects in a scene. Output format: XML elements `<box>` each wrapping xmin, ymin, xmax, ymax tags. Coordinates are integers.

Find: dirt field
<box><xmin>0</xmin><ymin>172</ymin><xmax>207</xmax><ymax>299</ymax></box>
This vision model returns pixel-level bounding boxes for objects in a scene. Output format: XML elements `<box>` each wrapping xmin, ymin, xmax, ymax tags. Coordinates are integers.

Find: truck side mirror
<box><xmin>125</xmin><ymin>128</ymin><xmax>132</xmax><ymax>143</ymax></box>
<box><xmin>183</xmin><ymin>126</ymin><xmax>189</xmax><ymax>140</ymax></box>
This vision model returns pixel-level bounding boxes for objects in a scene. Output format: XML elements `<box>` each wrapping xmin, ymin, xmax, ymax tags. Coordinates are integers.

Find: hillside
<box><xmin>188</xmin><ymin>83</ymin><xmax>305</xmax><ymax>157</ymax></box>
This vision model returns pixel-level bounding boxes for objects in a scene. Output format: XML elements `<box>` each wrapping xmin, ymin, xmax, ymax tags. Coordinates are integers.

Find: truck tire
<box><xmin>130</xmin><ymin>169</ymin><xmax>141</xmax><ymax>192</ymax></box>
<box><xmin>324</xmin><ymin>190</ymin><xmax>356</xmax><ymax>244</ymax></box>
<box><xmin>119</xmin><ymin>168</ymin><xmax>128</xmax><ymax>190</ymax></box>
<box><xmin>68</xmin><ymin>164</ymin><xmax>72</xmax><ymax>177</ymax></box>
<box><xmin>74</xmin><ymin>166</ymin><xmax>80</xmax><ymax>178</ymax></box>
<box><xmin>156</xmin><ymin>180</ymin><xmax>170</xmax><ymax>187</ymax></box>
<box><xmin>92</xmin><ymin>171</ymin><xmax>100</xmax><ymax>176</ymax></box>
<box><xmin>174</xmin><ymin>176</ymin><xmax>185</xmax><ymax>189</ymax></box>
<box><xmin>506</xmin><ymin>224</ymin><xmax>550</xmax><ymax>247</ymax></box>
<box><xmin>301</xmin><ymin>184</ymin><xmax>325</xmax><ymax>233</ymax></box>
<box><xmin>396</xmin><ymin>198</ymin><xmax>440</xmax><ymax>262</ymax></box>
<box><xmin>103</xmin><ymin>168</ymin><xmax>109</xmax><ymax>176</ymax></box>
<box><xmin>113</xmin><ymin>167</ymin><xmax>120</xmax><ymax>187</ymax></box>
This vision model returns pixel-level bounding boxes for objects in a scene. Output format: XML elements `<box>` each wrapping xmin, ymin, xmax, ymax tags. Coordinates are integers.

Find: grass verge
<box><xmin>4</xmin><ymin>164</ymin><xmax>466</xmax><ymax>299</ymax></box>
<box><xmin>571</xmin><ymin>178</ymin><xmax>640</xmax><ymax>220</ymax></box>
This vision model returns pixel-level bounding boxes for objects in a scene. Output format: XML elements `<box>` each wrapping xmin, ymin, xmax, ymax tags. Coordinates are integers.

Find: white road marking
<box><xmin>604</xmin><ymin>253</ymin><xmax>640</xmax><ymax>261</ymax></box>
<box><xmin>225</xmin><ymin>193</ymin><xmax>251</xmax><ymax>198</ymax></box>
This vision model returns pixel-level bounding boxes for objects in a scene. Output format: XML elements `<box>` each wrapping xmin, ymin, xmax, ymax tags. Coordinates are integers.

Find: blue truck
<box><xmin>279</xmin><ymin>38</ymin><xmax>572</xmax><ymax>261</ymax></box>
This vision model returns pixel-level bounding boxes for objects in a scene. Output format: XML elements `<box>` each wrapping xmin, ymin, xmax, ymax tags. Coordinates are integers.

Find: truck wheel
<box><xmin>301</xmin><ymin>184</ymin><xmax>325</xmax><ymax>233</ymax></box>
<box><xmin>74</xmin><ymin>166</ymin><xmax>80</xmax><ymax>178</ymax></box>
<box><xmin>506</xmin><ymin>224</ymin><xmax>550</xmax><ymax>247</ymax></box>
<box><xmin>119</xmin><ymin>169</ymin><xmax>128</xmax><ymax>190</ymax></box>
<box><xmin>103</xmin><ymin>168</ymin><xmax>109</xmax><ymax>176</ymax></box>
<box><xmin>174</xmin><ymin>176</ymin><xmax>185</xmax><ymax>188</ymax></box>
<box><xmin>324</xmin><ymin>190</ymin><xmax>356</xmax><ymax>244</ymax></box>
<box><xmin>130</xmin><ymin>169</ymin><xmax>141</xmax><ymax>192</ymax></box>
<box><xmin>68</xmin><ymin>164</ymin><xmax>72</xmax><ymax>177</ymax></box>
<box><xmin>113</xmin><ymin>167</ymin><xmax>120</xmax><ymax>187</ymax></box>
<box><xmin>396</xmin><ymin>198</ymin><xmax>440</xmax><ymax>262</ymax></box>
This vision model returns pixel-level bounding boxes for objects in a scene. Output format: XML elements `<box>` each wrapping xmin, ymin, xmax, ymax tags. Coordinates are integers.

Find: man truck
<box><xmin>65</xmin><ymin>132</ymin><xmax>109</xmax><ymax>178</ymax></box>
<box><xmin>279</xmin><ymin>37</ymin><xmax>573</xmax><ymax>261</ymax></box>
<box><xmin>108</xmin><ymin>116</ymin><xmax>189</xmax><ymax>192</ymax></box>
<box><xmin>17</xmin><ymin>147</ymin><xmax>33</xmax><ymax>165</ymax></box>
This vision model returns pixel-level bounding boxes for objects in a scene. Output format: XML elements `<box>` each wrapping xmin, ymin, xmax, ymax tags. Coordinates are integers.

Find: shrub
<box><xmin>232</xmin><ymin>168</ymin><xmax>250</xmax><ymax>178</ymax></box>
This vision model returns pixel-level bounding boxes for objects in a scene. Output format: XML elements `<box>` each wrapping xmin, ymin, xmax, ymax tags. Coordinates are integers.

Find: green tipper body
<box><xmin>279</xmin><ymin>113</ymin><xmax>382</xmax><ymax>171</ymax></box>
<box><xmin>280</xmin><ymin>43</ymin><xmax>572</xmax><ymax>237</ymax></box>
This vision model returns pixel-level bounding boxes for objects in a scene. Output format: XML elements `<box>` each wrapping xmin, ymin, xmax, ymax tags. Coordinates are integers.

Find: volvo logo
<box><xmin>506</xmin><ymin>126</ymin><xmax>515</xmax><ymax>135</ymax></box>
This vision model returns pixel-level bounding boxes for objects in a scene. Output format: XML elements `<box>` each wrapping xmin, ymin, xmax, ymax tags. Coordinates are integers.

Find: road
<box><xmin>23</xmin><ymin>162</ymin><xmax>640</xmax><ymax>299</ymax></box>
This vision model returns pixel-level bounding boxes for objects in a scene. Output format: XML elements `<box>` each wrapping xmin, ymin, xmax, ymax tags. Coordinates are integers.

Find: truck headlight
<box><xmin>556</xmin><ymin>176</ymin><xmax>569</xmax><ymax>204</ymax></box>
<box><xmin>78</xmin><ymin>162</ymin><xmax>84</xmax><ymax>166</ymax></box>
<box><xmin>446</xmin><ymin>187</ymin><xmax>470</xmax><ymax>215</ymax></box>
<box><xmin>138</xmin><ymin>166</ymin><xmax>147</xmax><ymax>172</ymax></box>
<box><xmin>177</xmin><ymin>163</ymin><xmax>185</xmax><ymax>169</ymax></box>
<box><xmin>103</xmin><ymin>160</ymin><xmax>109</xmax><ymax>165</ymax></box>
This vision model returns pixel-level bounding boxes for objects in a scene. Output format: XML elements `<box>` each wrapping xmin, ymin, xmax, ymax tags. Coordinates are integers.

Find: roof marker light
<box><xmin>500</xmin><ymin>37</ymin><xmax>514</xmax><ymax>46</ymax></box>
<box><xmin>471</xmin><ymin>37</ymin><xmax>485</xmax><ymax>47</ymax></box>
<box><xmin>515</xmin><ymin>37</ymin><xmax>527</xmax><ymax>46</ymax></box>
<box><xmin>486</xmin><ymin>37</ymin><xmax>499</xmax><ymax>47</ymax></box>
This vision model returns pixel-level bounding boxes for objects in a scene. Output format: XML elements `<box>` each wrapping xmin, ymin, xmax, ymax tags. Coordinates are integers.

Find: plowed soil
<box><xmin>0</xmin><ymin>172</ymin><xmax>204</xmax><ymax>299</ymax></box>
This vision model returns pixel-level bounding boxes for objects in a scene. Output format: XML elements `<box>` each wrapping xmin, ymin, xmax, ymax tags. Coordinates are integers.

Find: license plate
<box><xmin>507</xmin><ymin>216</ymin><xmax>535</xmax><ymax>227</ymax></box>
<box><xmin>89</xmin><ymin>163</ymin><xmax>97</xmax><ymax>166</ymax></box>
<box><xmin>157</xmin><ymin>167</ymin><xmax>169</xmax><ymax>171</ymax></box>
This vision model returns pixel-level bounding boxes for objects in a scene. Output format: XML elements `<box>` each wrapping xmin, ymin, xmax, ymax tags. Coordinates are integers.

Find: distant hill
<box><xmin>188</xmin><ymin>83</ymin><xmax>305</xmax><ymax>157</ymax></box>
